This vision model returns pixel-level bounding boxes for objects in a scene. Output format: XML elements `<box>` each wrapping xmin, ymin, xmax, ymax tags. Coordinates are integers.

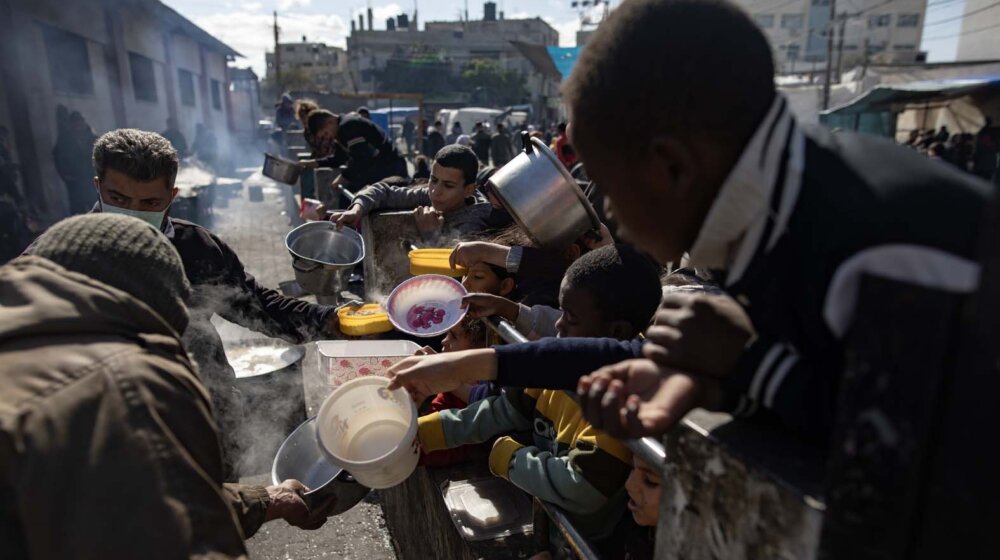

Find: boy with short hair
<box><xmin>416</xmin><ymin>244</ymin><xmax>662</xmax><ymax>542</ymax></box>
<box><xmin>329</xmin><ymin>145</ymin><xmax>491</xmax><ymax>242</ymax></box>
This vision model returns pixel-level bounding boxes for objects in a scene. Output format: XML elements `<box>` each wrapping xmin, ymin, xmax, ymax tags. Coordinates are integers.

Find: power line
<box><xmin>922</xmin><ymin>18</ymin><xmax>1000</xmax><ymax>40</ymax></box>
<box><xmin>923</xmin><ymin>0</ymin><xmax>1000</xmax><ymax>26</ymax></box>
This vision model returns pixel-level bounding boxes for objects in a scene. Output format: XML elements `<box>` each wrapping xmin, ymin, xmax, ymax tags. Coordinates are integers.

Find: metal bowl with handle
<box><xmin>285</xmin><ymin>222</ymin><xmax>366</xmax><ymax>295</ymax></box>
<box><xmin>485</xmin><ymin>134</ymin><xmax>601</xmax><ymax>249</ymax></box>
<box><xmin>263</xmin><ymin>153</ymin><xmax>304</xmax><ymax>185</ymax></box>
<box><xmin>272</xmin><ymin>417</ymin><xmax>371</xmax><ymax>514</ymax></box>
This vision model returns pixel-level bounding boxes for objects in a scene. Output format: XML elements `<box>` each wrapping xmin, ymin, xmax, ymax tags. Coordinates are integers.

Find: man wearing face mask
<box><xmin>84</xmin><ymin>128</ymin><xmax>342</xmax><ymax>479</ymax></box>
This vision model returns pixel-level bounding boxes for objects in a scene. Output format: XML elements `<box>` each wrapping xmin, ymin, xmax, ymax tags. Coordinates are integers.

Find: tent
<box><xmin>368</xmin><ymin>106</ymin><xmax>420</xmax><ymax>134</ymax></box>
<box><xmin>820</xmin><ymin>76</ymin><xmax>1000</xmax><ymax>138</ymax></box>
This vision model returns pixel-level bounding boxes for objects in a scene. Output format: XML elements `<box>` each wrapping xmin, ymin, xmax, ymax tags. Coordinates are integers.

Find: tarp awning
<box><xmin>821</xmin><ymin>76</ymin><xmax>1000</xmax><ymax>116</ymax></box>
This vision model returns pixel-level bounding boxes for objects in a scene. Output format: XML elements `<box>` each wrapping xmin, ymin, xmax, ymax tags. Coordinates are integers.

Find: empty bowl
<box><xmin>385</xmin><ymin>275</ymin><xmax>468</xmax><ymax>337</ymax></box>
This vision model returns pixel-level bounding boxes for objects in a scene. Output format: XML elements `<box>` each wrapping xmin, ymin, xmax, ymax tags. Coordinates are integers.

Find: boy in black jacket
<box><xmin>389</xmin><ymin>0</ymin><xmax>993</xmax><ymax>444</ymax></box>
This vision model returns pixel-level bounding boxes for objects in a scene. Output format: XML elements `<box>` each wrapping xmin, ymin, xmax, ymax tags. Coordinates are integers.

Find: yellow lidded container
<box><xmin>408</xmin><ymin>248</ymin><xmax>467</xmax><ymax>277</ymax></box>
<box><xmin>337</xmin><ymin>304</ymin><xmax>394</xmax><ymax>336</ymax></box>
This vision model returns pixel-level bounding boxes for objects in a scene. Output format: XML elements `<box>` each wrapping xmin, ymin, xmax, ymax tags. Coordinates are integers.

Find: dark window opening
<box><xmin>211</xmin><ymin>79</ymin><xmax>222</xmax><ymax>110</ymax></box>
<box><xmin>41</xmin><ymin>24</ymin><xmax>93</xmax><ymax>95</ymax></box>
<box><xmin>129</xmin><ymin>52</ymin><xmax>157</xmax><ymax>102</ymax></box>
<box><xmin>178</xmin><ymin>69</ymin><xmax>196</xmax><ymax>107</ymax></box>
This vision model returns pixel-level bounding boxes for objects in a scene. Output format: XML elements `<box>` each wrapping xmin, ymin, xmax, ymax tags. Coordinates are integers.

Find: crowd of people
<box><xmin>902</xmin><ymin>121</ymin><xmax>1000</xmax><ymax>182</ymax></box>
<box><xmin>1</xmin><ymin>0</ymin><xmax>996</xmax><ymax>558</ymax></box>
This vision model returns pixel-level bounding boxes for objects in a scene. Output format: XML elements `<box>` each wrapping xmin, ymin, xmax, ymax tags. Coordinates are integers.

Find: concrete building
<box><xmin>0</xmin><ymin>0</ymin><xmax>240</xmax><ymax>219</ymax></box>
<box><xmin>265</xmin><ymin>38</ymin><xmax>355</xmax><ymax>93</ymax></box>
<box><xmin>956</xmin><ymin>0</ymin><xmax>1000</xmax><ymax>61</ymax></box>
<box><xmin>346</xmin><ymin>2</ymin><xmax>560</xmax><ymax>121</ymax></box>
<box><xmin>735</xmin><ymin>0</ymin><xmax>928</xmax><ymax>74</ymax></box>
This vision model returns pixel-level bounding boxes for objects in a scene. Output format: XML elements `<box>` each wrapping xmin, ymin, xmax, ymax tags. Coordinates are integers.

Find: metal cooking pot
<box><xmin>272</xmin><ymin>417</ymin><xmax>371</xmax><ymax>514</ymax></box>
<box><xmin>486</xmin><ymin>134</ymin><xmax>600</xmax><ymax>249</ymax></box>
<box><xmin>263</xmin><ymin>153</ymin><xmax>304</xmax><ymax>185</ymax></box>
<box><xmin>285</xmin><ymin>222</ymin><xmax>366</xmax><ymax>295</ymax></box>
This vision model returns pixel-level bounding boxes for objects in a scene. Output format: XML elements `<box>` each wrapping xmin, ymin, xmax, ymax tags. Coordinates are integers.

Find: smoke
<box><xmin>182</xmin><ymin>280</ymin><xmax>312</xmax><ymax>479</ymax></box>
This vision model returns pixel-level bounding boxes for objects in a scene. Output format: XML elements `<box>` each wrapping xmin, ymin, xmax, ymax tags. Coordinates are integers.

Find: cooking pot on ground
<box><xmin>272</xmin><ymin>417</ymin><xmax>371</xmax><ymax>514</ymax></box>
<box><xmin>263</xmin><ymin>153</ymin><xmax>304</xmax><ymax>185</ymax></box>
<box><xmin>486</xmin><ymin>135</ymin><xmax>600</xmax><ymax>249</ymax></box>
<box><xmin>285</xmin><ymin>222</ymin><xmax>365</xmax><ymax>295</ymax></box>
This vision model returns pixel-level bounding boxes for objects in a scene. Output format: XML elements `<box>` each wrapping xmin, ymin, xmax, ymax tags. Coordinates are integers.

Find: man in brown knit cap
<box><xmin>0</xmin><ymin>214</ymin><xmax>335</xmax><ymax>559</ymax></box>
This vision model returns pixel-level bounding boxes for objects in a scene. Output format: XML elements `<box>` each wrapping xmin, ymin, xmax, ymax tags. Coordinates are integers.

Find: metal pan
<box><xmin>263</xmin><ymin>153</ymin><xmax>304</xmax><ymax>185</ymax></box>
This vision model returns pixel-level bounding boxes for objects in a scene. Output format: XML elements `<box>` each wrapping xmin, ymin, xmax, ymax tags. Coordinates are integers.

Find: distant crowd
<box><xmin>901</xmin><ymin>120</ymin><xmax>1000</xmax><ymax>183</ymax></box>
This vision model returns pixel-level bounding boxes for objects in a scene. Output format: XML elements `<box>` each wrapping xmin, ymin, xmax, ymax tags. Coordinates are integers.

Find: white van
<box><xmin>436</xmin><ymin>107</ymin><xmax>505</xmax><ymax>137</ymax></box>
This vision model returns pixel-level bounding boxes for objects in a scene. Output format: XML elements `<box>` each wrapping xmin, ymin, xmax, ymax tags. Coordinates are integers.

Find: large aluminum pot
<box><xmin>486</xmin><ymin>135</ymin><xmax>600</xmax><ymax>249</ymax></box>
<box><xmin>263</xmin><ymin>153</ymin><xmax>303</xmax><ymax>185</ymax></box>
<box><xmin>272</xmin><ymin>417</ymin><xmax>371</xmax><ymax>514</ymax></box>
<box><xmin>285</xmin><ymin>222</ymin><xmax>365</xmax><ymax>295</ymax></box>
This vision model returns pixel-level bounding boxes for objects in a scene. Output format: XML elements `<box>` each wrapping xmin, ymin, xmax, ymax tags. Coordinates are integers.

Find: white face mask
<box><xmin>100</xmin><ymin>200</ymin><xmax>167</xmax><ymax>229</ymax></box>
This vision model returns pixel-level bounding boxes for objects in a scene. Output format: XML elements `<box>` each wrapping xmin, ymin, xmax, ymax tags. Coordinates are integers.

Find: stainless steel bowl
<box><xmin>285</xmin><ymin>222</ymin><xmax>366</xmax><ymax>295</ymax></box>
<box><xmin>272</xmin><ymin>417</ymin><xmax>371</xmax><ymax>514</ymax></box>
<box><xmin>486</xmin><ymin>135</ymin><xmax>600</xmax><ymax>249</ymax></box>
<box><xmin>263</xmin><ymin>153</ymin><xmax>303</xmax><ymax>185</ymax></box>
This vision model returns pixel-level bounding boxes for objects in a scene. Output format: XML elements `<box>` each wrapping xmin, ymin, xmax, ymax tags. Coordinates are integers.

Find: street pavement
<box><xmin>207</xmin><ymin>169</ymin><xmax>396</xmax><ymax>560</ymax></box>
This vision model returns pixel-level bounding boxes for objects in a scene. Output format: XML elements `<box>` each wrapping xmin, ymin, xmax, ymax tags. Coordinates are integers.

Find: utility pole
<box><xmin>821</xmin><ymin>0</ymin><xmax>836</xmax><ymax>110</ymax></box>
<box><xmin>273</xmin><ymin>11</ymin><xmax>281</xmax><ymax>86</ymax></box>
<box><xmin>834</xmin><ymin>13</ymin><xmax>846</xmax><ymax>84</ymax></box>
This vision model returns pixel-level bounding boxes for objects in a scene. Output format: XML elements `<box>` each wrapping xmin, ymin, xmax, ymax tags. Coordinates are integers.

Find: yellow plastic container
<box><xmin>408</xmin><ymin>248</ymin><xmax>467</xmax><ymax>277</ymax></box>
<box><xmin>337</xmin><ymin>304</ymin><xmax>393</xmax><ymax>336</ymax></box>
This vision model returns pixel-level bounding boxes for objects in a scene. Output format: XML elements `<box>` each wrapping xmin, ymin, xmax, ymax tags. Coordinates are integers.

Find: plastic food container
<box><xmin>441</xmin><ymin>477</ymin><xmax>533</xmax><ymax>541</ymax></box>
<box><xmin>408</xmin><ymin>248</ymin><xmax>467</xmax><ymax>277</ymax></box>
<box><xmin>337</xmin><ymin>304</ymin><xmax>393</xmax><ymax>336</ymax></box>
<box><xmin>316</xmin><ymin>340</ymin><xmax>422</xmax><ymax>387</ymax></box>
<box><xmin>385</xmin><ymin>275</ymin><xmax>468</xmax><ymax>338</ymax></box>
<box><xmin>315</xmin><ymin>376</ymin><xmax>419</xmax><ymax>489</ymax></box>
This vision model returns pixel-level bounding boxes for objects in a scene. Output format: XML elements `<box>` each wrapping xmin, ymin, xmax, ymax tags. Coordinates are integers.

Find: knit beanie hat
<box><xmin>32</xmin><ymin>214</ymin><xmax>191</xmax><ymax>334</ymax></box>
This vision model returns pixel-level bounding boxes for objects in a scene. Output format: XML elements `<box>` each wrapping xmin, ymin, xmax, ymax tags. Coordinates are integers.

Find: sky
<box><xmin>161</xmin><ymin>0</ymin><xmax>968</xmax><ymax>78</ymax></box>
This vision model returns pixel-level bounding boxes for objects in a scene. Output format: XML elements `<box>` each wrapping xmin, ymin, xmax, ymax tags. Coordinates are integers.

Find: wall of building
<box><xmin>735</xmin><ymin>0</ymin><xmax>927</xmax><ymax>74</ymax></box>
<box><xmin>0</xmin><ymin>0</ymin><xmax>239</xmax><ymax>220</ymax></box>
<box><xmin>956</xmin><ymin>0</ymin><xmax>1000</xmax><ymax>60</ymax></box>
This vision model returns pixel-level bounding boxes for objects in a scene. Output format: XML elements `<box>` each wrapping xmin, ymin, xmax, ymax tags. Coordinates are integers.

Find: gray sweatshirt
<box><xmin>352</xmin><ymin>182</ymin><xmax>492</xmax><ymax>242</ymax></box>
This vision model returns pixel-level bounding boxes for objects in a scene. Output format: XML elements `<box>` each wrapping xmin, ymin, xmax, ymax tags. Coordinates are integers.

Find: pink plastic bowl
<box><xmin>385</xmin><ymin>275</ymin><xmax>469</xmax><ymax>337</ymax></box>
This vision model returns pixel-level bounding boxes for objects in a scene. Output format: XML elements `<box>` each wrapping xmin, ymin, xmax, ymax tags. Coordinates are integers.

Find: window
<box><xmin>129</xmin><ymin>52</ymin><xmax>157</xmax><ymax>102</ymax></box>
<box><xmin>211</xmin><ymin>79</ymin><xmax>222</xmax><ymax>110</ymax></box>
<box><xmin>178</xmin><ymin>69</ymin><xmax>196</xmax><ymax>107</ymax></box>
<box><xmin>868</xmin><ymin>14</ymin><xmax>891</xmax><ymax>28</ymax></box>
<box><xmin>781</xmin><ymin>14</ymin><xmax>804</xmax><ymax>30</ymax></box>
<box><xmin>754</xmin><ymin>14</ymin><xmax>775</xmax><ymax>28</ymax></box>
<box><xmin>41</xmin><ymin>24</ymin><xmax>93</xmax><ymax>95</ymax></box>
<box><xmin>812</xmin><ymin>0</ymin><xmax>831</xmax><ymax>5</ymax></box>
<box><xmin>787</xmin><ymin>44</ymin><xmax>801</xmax><ymax>60</ymax></box>
<box><xmin>893</xmin><ymin>43</ymin><xmax>916</xmax><ymax>50</ymax></box>
<box><xmin>897</xmin><ymin>13</ymin><xmax>920</xmax><ymax>27</ymax></box>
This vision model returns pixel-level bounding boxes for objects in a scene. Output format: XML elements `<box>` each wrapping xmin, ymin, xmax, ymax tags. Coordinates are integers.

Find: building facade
<box><xmin>956</xmin><ymin>0</ymin><xmax>1000</xmax><ymax>61</ymax></box>
<box><xmin>346</xmin><ymin>2</ymin><xmax>560</xmax><ymax>121</ymax></box>
<box><xmin>0</xmin><ymin>0</ymin><xmax>240</xmax><ymax>219</ymax></box>
<box><xmin>265</xmin><ymin>39</ymin><xmax>354</xmax><ymax>93</ymax></box>
<box><xmin>735</xmin><ymin>0</ymin><xmax>928</xmax><ymax>74</ymax></box>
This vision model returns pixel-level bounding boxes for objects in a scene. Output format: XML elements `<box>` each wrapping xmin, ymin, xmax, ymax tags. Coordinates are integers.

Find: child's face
<box><xmin>442</xmin><ymin>324</ymin><xmax>477</xmax><ymax>352</ymax></box>
<box><xmin>429</xmin><ymin>163</ymin><xmax>476</xmax><ymax>213</ymax></box>
<box><xmin>462</xmin><ymin>262</ymin><xmax>513</xmax><ymax>296</ymax></box>
<box><xmin>555</xmin><ymin>282</ymin><xmax>609</xmax><ymax>338</ymax></box>
<box><xmin>625</xmin><ymin>455</ymin><xmax>662</xmax><ymax>528</ymax></box>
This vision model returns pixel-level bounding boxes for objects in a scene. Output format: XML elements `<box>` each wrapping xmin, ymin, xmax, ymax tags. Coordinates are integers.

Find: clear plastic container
<box><xmin>316</xmin><ymin>340</ymin><xmax>422</xmax><ymax>387</ymax></box>
<box><xmin>440</xmin><ymin>477</ymin><xmax>533</xmax><ymax>541</ymax></box>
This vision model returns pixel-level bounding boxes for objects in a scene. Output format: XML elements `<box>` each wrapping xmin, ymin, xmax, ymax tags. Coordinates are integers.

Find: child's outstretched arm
<box><xmin>417</xmin><ymin>392</ymin><xmax>532</xmax><ymax>452</ymax></box>
<box><xmin>351</xmin><ymin>182</ymin><xmax>431</xmax><ymax>214</ymax></box>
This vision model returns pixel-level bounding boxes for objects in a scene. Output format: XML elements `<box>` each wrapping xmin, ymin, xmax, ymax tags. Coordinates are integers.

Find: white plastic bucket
<box><xmin>315</xmin><ymin>376</ymin><xmax>419</xmax><ymax>489</ymax></box>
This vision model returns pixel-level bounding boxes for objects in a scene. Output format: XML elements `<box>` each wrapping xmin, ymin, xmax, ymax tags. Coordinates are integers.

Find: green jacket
<box><xmin>419</xmin><ymin>387</ymin><xmax>632</xmax><ymax>539</ymax></box>
<box><xmin>0</xmin><ymin>257</ymin><xmax>269</xmax><ymax>559</ymax></box>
